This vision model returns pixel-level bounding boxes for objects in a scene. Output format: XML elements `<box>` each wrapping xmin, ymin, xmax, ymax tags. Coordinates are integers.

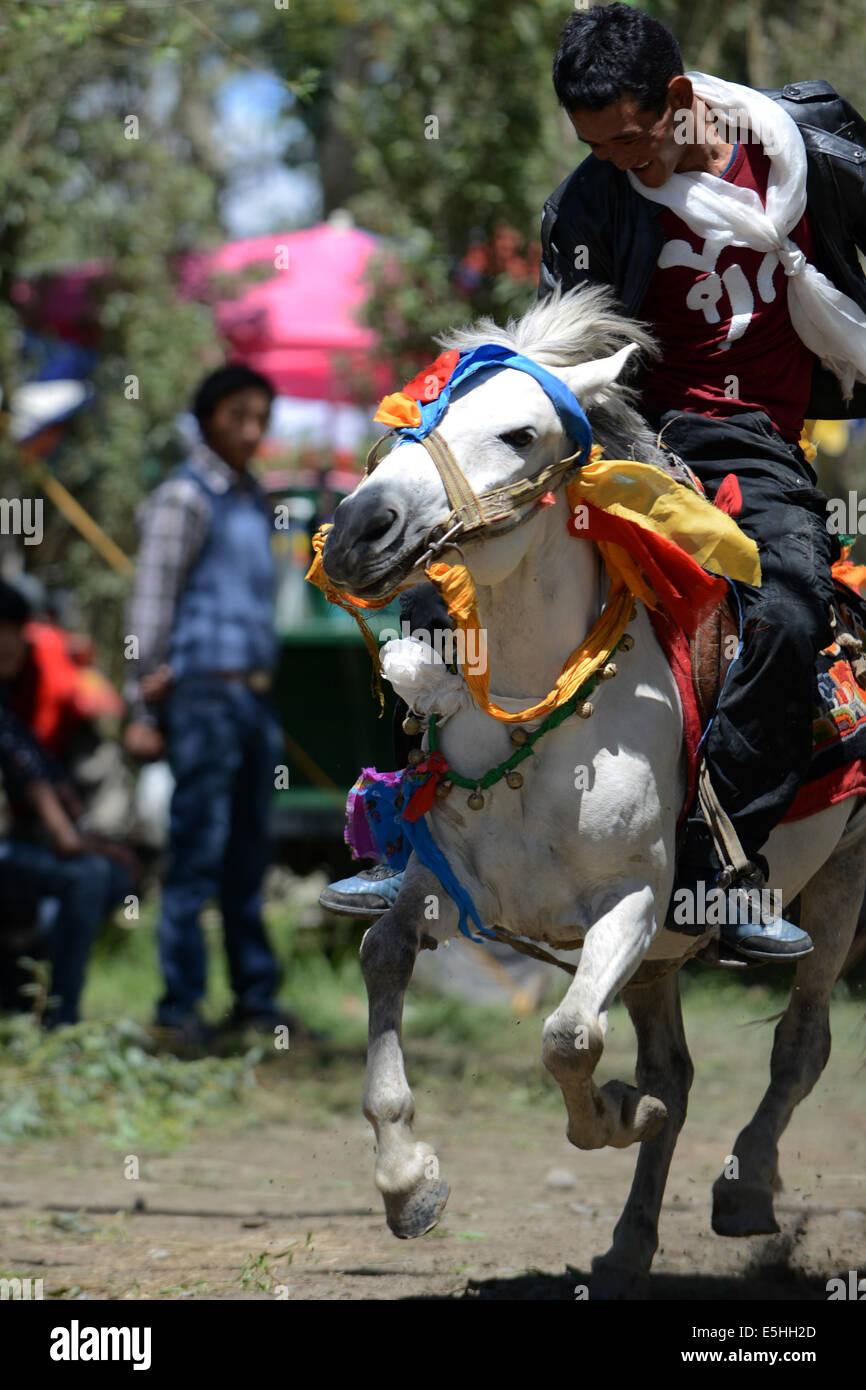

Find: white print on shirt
<box><xmin>657</xmin><ymin>230</ymin><xmax>781</xmax><ymax>348</ymax></box>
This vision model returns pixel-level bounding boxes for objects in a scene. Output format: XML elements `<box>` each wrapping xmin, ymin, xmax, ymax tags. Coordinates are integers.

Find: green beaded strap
<box><xmin>426</xmin><ymin>642</ymin><xmax>621</xmax><ymax>791</ymax></box>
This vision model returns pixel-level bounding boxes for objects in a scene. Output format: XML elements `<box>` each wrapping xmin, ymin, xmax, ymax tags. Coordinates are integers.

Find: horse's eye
<box><xmin>499</xmin><ymin>427</ymin><xmax>536</xmax><ymax>450</ymax></box>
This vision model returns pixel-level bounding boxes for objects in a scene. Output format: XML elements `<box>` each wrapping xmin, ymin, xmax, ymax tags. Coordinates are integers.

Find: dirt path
<box><xmin>3</xmin><ymin>997</ymin><xmax>865</xmax><ymax>1300</ymax></box>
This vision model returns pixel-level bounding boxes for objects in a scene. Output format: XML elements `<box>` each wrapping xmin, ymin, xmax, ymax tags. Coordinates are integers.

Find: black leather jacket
<box><xmin>539</xmin><ymin>80</ymin><xmax>866</xmax><ymax>419</ymax></box>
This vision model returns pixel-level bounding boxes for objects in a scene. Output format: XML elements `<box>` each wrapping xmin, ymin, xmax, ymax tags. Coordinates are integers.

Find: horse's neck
<box><xmin>472</xmin><ymin>502</ymin><xmax>603</xmax><ymax>702</ymax></box>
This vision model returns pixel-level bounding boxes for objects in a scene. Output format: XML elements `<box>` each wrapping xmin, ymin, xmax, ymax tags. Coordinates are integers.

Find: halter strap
<box><xmin>421</xmin><ymin>429</ymin><xmax>485</xmax><ymax>531</ymax></box>
<box><xmin>365</xmin><ymin>426</ymin><xmax>585</xmax><ymax>561</ymax></box>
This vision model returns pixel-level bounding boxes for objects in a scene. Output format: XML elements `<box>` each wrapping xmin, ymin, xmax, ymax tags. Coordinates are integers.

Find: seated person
<box><xmin>0</xmin><ymin>581</ymin><xmax>137</xmax><ymax>1027</ymax></box>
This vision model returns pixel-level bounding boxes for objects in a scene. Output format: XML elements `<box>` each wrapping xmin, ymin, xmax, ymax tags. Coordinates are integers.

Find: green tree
<box><xmin>0</xmin><ymin>1</ymin><xmax>317</xmax><ymax>666</ymax></box>
<box><xmin>264</xmin><ymin>0</ymin><xmax>575</xmax><ymax>385</ymax></box>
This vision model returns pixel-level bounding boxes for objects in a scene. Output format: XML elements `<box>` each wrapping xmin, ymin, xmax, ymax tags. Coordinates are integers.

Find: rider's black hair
<box><xmin>553</xmin><ymin>3</ymin><xmax>683</xmax><ymax>115</ymax></box>
<box><xmin>191</xmin><ymin>362</ymin><xmax>276</xmax><ymax>428</ymax></box>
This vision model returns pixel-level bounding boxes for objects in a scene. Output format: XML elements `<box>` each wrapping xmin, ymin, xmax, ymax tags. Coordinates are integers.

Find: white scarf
<box><xmin>627</xmin><ymin>71</ymin><xmax>866</xmax><ymax>401</ymax></box>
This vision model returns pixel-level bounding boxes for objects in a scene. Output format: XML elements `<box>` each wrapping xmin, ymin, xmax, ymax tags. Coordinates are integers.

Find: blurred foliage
<box><xmin>0</xmin><ymin>1</ymin><xmax>333</xmax><ymax>670</ymax></box>
<box><xmin>263</xmin><ymin>0</ymin><xmax>573</xmax><ymax>382</ymax></box>
<box><xmin>0</xmin><ymin>1013</ymin><xmax>261</xmax><ymax>1149</ymax></box>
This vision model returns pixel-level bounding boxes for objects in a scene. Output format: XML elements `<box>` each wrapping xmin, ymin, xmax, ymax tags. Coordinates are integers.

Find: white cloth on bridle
<box><xmin>627</xmin><ymin>71</ymin><xmax>866</xmax><ymax>401</ymax></box>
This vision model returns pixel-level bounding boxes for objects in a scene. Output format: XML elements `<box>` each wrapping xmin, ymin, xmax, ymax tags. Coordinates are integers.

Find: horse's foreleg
<box><xmin>360</xmin><ymin>880</ymin><xmax>452</xmax><ymax>1239</ymax></box>
<box><xmin>712</xmin><ymin>840</ymin><xmax>866</xmax><ymax>1237</ymax></box>
<box><xmin>592</xmin><ymin>967</ymin><xmax>693</xmax><ymax>1296</ymax></box>
<box><xmin>542</xmin><ymin>883</ymin><xmax>668</xmax><ymax>1150</ymax></box>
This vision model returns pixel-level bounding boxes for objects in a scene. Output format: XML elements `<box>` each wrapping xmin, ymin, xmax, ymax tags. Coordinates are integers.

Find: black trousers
<box><xmin>648</xmin><ymin>409</ymin><xmax>837</xmax><ymax>860</ymax></box>
<box><xmin>393</xmin><ymin>409</ymin><xmax>836</xmax><ymax>864</ymax></box>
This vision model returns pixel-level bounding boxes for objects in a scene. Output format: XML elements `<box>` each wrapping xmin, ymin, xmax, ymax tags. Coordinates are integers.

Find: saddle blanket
<box><xmin>651</xmin><ymin>576</ymin><xmax>866</xmax><ymax>826</ymax></box>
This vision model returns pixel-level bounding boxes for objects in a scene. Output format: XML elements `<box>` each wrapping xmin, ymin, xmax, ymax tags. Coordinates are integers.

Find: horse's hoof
<box><xmin>590</xmin><ymin>1255</ymin><xmax>650</xmax><ymax>1300</ymax></box>
<box><xmin>601</xmin><ymin>1081</ymin><xmax>668</xmax><ymax>1148</ymax></box>
<box><xmin>384</xmin><ymin>1177</ymin><xmax>450</xmax><ymax>1239</ymax></box>
<box><xmin>711</xmin><ymin>1178</ymin><xmax>779</xmax><ymax>1237</ymax></box>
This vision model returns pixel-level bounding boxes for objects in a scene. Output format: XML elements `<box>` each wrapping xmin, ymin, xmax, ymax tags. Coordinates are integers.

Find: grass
<box><xmin>0</xmin><ymin>1014</ymin><xmax>263</xmax><ymax>1149</ymax></box>
<box><xmin>80</xmin><ymin>890</ymin><xmax>523</xmax><ymax>1049</ymax></box>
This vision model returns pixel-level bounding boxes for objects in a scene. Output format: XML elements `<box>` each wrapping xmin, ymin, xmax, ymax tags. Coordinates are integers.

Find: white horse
<box><xmin>320</xmin><ymin>285</ymin><xmax>866</xmax><ymax>1296</ymax></box>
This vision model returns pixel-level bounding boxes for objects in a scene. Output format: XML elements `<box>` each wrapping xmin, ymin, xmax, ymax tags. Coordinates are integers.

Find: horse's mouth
<box><xmin>322</xmin><ymin>538</ymin><xmax>427</xmax><ymax>603</ymax></box>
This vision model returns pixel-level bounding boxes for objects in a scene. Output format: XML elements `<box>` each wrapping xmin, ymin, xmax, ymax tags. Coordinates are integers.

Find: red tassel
<box><xmin>403</xmin><ymin>752</ymin><xmax>449</xmax><ymax>821</ymax></box>
<box><xmin>538</xmin><ymin>491</ymin><xmax>556</xmax><ymax>507</ymax></box>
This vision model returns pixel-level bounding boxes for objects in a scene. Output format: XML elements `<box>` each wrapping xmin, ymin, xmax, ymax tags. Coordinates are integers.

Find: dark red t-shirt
<box><xmin>639</xmin><ymin>139</ymin><xmax>814</xmax><ymax>441</ymax></box>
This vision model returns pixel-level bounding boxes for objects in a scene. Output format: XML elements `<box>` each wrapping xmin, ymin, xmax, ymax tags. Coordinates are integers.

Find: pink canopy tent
<box><xmin>177</xmin><ymin>223</ymin><xmax>393</xmax><ymax>404</ymax></box>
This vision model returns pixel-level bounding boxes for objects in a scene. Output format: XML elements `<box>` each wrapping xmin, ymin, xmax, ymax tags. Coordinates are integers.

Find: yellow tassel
<box><xmin>799</xmin><ymin>424</ymin><xmax>818</xmax><ymax>466</ymax></box>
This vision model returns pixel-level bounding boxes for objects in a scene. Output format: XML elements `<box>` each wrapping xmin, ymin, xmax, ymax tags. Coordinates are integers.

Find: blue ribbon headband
<box><xmin>394</xmin><ymin>344</ymin><xmax>594</xmax><ymax>463</ymax></box>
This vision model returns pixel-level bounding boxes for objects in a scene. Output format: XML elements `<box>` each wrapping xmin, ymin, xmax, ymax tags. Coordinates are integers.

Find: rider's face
<box><xmin>568</xmin><ymin>78</ymin><xmax>694</xmax><ymax>188</ymax></box>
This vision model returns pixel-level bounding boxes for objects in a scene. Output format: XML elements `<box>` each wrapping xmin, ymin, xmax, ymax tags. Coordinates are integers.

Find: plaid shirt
<box><xmin>124</xmin><ymin>441</ymin><xmax>266</xmax><ymax>722</ymax></box>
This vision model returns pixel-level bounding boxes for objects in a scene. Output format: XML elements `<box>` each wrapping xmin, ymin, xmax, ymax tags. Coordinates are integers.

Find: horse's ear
<box><xmin>555</xmin><ymin>343</ymin><xmax>639</xmax><ymax>406</ymax></box>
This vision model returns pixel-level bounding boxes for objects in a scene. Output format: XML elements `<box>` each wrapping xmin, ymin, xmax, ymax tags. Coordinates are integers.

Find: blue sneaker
<box><xmin>671</xmin><ymin>863</ymin><xmax>812</xmax><ymax>961</ymax></box>
<box><xmin>319</xmin><ymin>863</ymin><xmax>405</xmax><ymax>918</ymax></box>
<box><xmin>718</xmin><ymin>878</ymin><xmax>813</xmax><ymax>961</ymax></box>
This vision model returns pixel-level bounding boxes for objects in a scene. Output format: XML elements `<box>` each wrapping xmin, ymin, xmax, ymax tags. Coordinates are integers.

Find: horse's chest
<box><xmin>425</xmin><ymin>657</ymin><xmax>683</xmax><ymax>934</ymax></box>
<box><xmin>428</xmin><ymin>729</ymin><xmax>649</xmax><ymax>931</ymax></box>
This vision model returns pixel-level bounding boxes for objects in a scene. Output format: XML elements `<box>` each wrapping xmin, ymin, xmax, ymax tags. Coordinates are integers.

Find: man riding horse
<box><xmin>324</xmin><ymin>3</ymin><xmax>866</xmax><ymax>962</ymax></box>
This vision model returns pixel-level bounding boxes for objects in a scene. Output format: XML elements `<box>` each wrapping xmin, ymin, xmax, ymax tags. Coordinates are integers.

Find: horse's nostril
<box><xmin>364</xmin><ymin>509</ymin><xmax>398</xmax><ymax>544</ymax></box>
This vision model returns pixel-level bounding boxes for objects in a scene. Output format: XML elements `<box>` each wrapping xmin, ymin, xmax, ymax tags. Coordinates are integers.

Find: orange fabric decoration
<box><xmin>373</xmin><ymin>392</ymin><xmax>422</xmax><ymax>429</ymax></box>
<box><xmin>425</xmin><ymin>557</ymin><xmax>633</xmax><ymax>724</ymax></box>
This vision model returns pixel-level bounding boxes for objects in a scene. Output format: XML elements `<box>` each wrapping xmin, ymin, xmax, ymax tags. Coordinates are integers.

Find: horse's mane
<box><xmin>436</xmin><ymin>284</ymin><xmax>669</xmax><ymax>466</ymax></box>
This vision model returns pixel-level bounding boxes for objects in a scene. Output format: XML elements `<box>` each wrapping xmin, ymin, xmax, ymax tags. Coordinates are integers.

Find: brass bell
<box><xmin>505</xmin><ymin>769</ymin><xmax>524</xmax><ymax>789</ymax></box>
<box><xmin>510</xmin><ymin>727</ymin><xmax>529</xmax><ymax>746</ymax></box>
<box><xmin>599</xmin><ymin>662</ymin><xmax>617</xmax><ymax>680</ymax></box>
<box><xmin>402</xmin><ymin>712</ymin><xmax>422</xmax><ymax>735</ymax></box>
<box><xmin>618</xmin><ymin>633</ymin><xmax>635</xmax><ymax>652</ymax></box>
<box><xmin>407</xmin><ymin>747</ymin><xmax>424</xmax><ymax>766</ymax></box>
<box><xmin>577</xmin><ymin>700</ymin><xmax>594</xmax><ymax>718</ymax></box>
<box><xmin>467</xmin><ymin>788</ymin><xmax>485</xmax><ymax>810</ymax></box>
<box><xmin>435</xmin><ymin>780</ymin><xmax>453</xmax><ymax>799</ymax></box>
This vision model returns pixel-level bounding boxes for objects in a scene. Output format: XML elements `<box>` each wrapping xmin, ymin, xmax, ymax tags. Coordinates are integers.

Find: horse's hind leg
<box><xmin>712</xmin><ymin>838</ymin><xmax>866</xmax><ymax>1237</ymax></box>
<box><xmin>360</xmin><ymin>873</ymin><xmax>453</xmax><ymax>1239</ymax></box>
<box><xmin>542</xmin><ymin>882</ymin><xmax>669</xmax><ymax>1150</ymax></box>
<box><xmin>591</xmin><ymin>967</ymin><xmax>693</xmax><ymax>1297</ymax></box>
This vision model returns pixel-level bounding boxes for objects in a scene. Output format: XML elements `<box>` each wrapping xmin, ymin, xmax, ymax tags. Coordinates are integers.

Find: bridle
<box><xmin>363</xmin><ymin>425</ymin><xmax>587</xmax><ymax>570</ymax></box>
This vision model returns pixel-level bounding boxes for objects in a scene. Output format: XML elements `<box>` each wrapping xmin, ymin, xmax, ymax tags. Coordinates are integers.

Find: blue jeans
<box><xmin>157</xmin><ymin>677</ymin><xmax>281</xmax><ymax>1026</ymax></box>
<box><xmin>0</xmin><ymin>840</ymin><xmax>132</xmax><ymax>1025</ymax></box>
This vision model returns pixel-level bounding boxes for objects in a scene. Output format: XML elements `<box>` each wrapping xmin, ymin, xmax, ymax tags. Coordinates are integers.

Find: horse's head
<box><xmin>322</xmin><ymin>286</ymin><xmax>658</xmax><ymax>598</ymax></box>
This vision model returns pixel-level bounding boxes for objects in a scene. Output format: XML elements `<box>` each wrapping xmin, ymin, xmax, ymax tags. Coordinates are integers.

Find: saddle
<box><xmin>683</xmin><ymin>577</ymin><xmax>866</xmax><ymax>825</ymax></box>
